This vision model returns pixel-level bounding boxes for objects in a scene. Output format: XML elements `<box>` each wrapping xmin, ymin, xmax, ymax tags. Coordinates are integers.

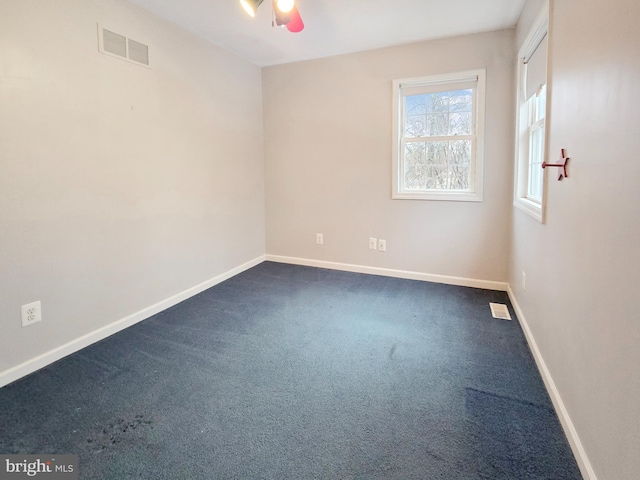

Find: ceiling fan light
<box><xmin>276</xmin><ymin>0</ymin><xmax>295</xmax><ymax>13</ymax></box>
<box><xmin>273</xmin><ymin>1</ymin><xmax>291</xmax><ymax>26</ymax></box>
<box><xmin>240</xmin><ymin>0</ymin><xmax>264</xmax><ymax>17</ymax></box>
<box><xmin>286</xmin><ymin>5</ymin><xmax>304</xmax><ymax>32</ymax></box>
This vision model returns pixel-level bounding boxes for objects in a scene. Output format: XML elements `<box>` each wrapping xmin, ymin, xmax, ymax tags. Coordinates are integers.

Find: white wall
<box><xmin>0</xmin><ymin>0</ymin><xmax>265</xmax><ymax>376</ymax></box>
<box><xmin>510</xmin><ymin>0</ymin><xmax>640</xmax><ymax>478</ymax></box>
<box><xmin>263</xmin><ymin>30</ymin><xmax>515</xmax><ymax>283</ymax></box>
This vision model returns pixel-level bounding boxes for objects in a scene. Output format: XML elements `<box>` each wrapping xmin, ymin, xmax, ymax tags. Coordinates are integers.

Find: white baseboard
<box><xmin>265</xmin><ymin>254</ymin><xmax>508</xmax><ymax>291</ymax></box>
<box><xmin>0</xmin><ymin>255</ymin><xmax>266</xmax><ymax>389</ymax></box>
<box><xmin>507</xmin><ymin>285</ymin><xmax>597</xmax><ymax>480</ymax></box>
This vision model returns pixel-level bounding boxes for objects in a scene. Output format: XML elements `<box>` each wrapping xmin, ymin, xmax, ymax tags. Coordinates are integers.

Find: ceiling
<box><xmin>127</xmin><ymin>0</ymin><xmax>527</xmax><ymax>66</ymax></box>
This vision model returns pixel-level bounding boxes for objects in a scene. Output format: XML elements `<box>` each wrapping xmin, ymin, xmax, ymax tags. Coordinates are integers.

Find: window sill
<box><xmin>393</xmin><ymin>191</ymin><xmax>483</xmax><ymax>202</ymax></box>
<box><xmin>514</xmin><ymin>196</ymin><xmax>544</xmax><ymax>223</ymax></box>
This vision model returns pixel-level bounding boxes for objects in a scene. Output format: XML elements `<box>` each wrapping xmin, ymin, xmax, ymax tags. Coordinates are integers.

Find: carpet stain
<box><xmin>465</xmin><ymin>388</ymin><xmax>552</xmax><ymax>411</ymax></box>
<box><xmin>388</xmin><ymin>344</ymin><xmax>397</xmax><ymax>360</ymax></box>
<box><xmin>87</xmin><ymin>414</ymin><xmax>153</xmax><ymax>451</ymax></box>
<box><xmin>465</xmin><ymin>387</ymin><xmax>573</xmax><ymax>478</ymax></box>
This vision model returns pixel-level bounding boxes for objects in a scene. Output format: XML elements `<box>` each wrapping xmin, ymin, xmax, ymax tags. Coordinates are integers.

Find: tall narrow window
<box><xmin>392</xmin><ymin>70</ymin><xmax>485</xmax><ymax>202</ymax></box>
<box><xmin>514</xmin><ymin>2</ymin><xmax>549</xmax><ymax>221</ymax></box>
<box><xmin>527</xmin><ymin>83</ymin><xmax>546</xmax><ymax>201</ymax></box>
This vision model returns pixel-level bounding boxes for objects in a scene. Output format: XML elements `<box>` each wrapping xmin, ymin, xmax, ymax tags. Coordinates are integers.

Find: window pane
<box><xmin>449</xmin><ymin>112</ymin><xmax>472</xmax><ymax>135</ymax></box>
<box><xmin>404</xmin><ymin>140</ymin><xmax>472</xmax><ymax>191</ymax></box>
<box><xmin>423</xmin><ymin>166</ymin><xmax>471</xmax><ymax>191</ymax></box>
<box><xmin>405</xmin><ymin>115</ymin><xmax>427</xmax><ymax>137</ymax></box>
<box><xmin>426</xmin><ymin>141</ymin><xmax>448</xmax><ymax>165</ymax></box>
<box><xmin>449</xmin><ymin>89</ymin><xmax>473</xmax><ymax>112</ymax></box>
<box><xmin>534</xmin><ymin>84</ymin><xmax>546</xmax><ymax>122</ymax></box>
<box><xmin>405</xmin><ymin>94</ymin><xmax>427</xmax><ymax>114</ymax></box>
<box><xmin>405</xmin><ymin>142</ymin><xmax>426</xmax><ymax>165</ymax></box>
<box><xmin>449</xmin><ymin>166</ymin><xmax>470</xmax><ymax>190</ymax></box>
<box><xmin>404</xmin><ymin>143</ymin><xmax>427</xmax><ymax>189</ymax></box>
<box><xmin>528</xmin><ymin>163</ymin><xmax>542</xmax><ymax>201</ymax></box>
<box><xmin>404</xmin><ymin>165</ymin><xmax>426</xmax><ymax>189</ymax></box>
<box><xmin>407</xmin><ymin>89</ymin><xmax>474</xmax><ymax>137</ymax></box>
<box><xmin>426</xmin><ymin>166</ymin><xmax>448</xmax><ymax>189</ymax></box>
<box><xmin>427</xmin><ymin>114</ymin><xmax>448</xmax><ymax>136</ymax></box>
<box><xmin>448</xmin><ymin>140</ymin><xmax>471</xmax><ymax>165</ymax></box>
<box><xmin>405</xmin><ymin>114</ymin><xmax>426</xmax><ymax>137</ymax></box>
<box><xmin>428</xmin><ymin>92</ymin><xmax>449</xmax><ymax>113</ymax></box>
<box><xmin>528</xmin><ymin>125</ymin><xmax>544</xmax><ymax>200</ymax></box>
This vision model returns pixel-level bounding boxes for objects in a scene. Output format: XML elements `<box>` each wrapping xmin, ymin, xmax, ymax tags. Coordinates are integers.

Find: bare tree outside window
<box><xmin>403</xmin><ymin>89</ymin><xmax>473</xmax><ymax>191</ymax></box>
<box><xmin>393</xmin><ymin>70</ymin><xmax>485</xmax><ymax>201</ymax></box>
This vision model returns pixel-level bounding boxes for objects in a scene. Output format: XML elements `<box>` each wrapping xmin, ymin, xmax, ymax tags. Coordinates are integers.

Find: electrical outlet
<box><xmin>378</xmin><ymin>239</ymin><xmax>387</xmax><ymax>252</ymax></box>
<box><xmin>21</xmin><ymin>301</ymin><xmax>42</xmax><ymax>327</ymax></box>
<box><xmin>316</xmin><ymin>233</ymin><xmax>324</xmax><ymax>245</ymax></box>
<box><xmin>522</xmin><ymin>271</ymin><xmax>526</xmax><ymax>291</ymax></box>
<box><xmin>369</xmin><ymin>237</ymin><xmax>377</xmax><ymax>250</ymax></box>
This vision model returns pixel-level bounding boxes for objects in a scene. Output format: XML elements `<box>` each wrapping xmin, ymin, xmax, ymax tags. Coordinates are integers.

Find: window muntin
<box><xmin>393</xmin><ymin>70</ymin><xmax>485</xmax><ymax>202</ymax></box>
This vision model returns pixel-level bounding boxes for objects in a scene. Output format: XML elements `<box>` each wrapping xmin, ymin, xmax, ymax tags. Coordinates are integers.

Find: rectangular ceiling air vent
<box><xmin>489</xmin><ymin>303</ymin><xmax>512</xmax><ymax>320</ymax></box>
<box><xmin>98</xmin><ymin>24</ymin><xmax>150</xmax><ymax>67</ymax></box>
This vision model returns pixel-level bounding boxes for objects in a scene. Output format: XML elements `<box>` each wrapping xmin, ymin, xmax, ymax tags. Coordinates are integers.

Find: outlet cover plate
<box><xmin>21</xmin><ymin>301</ymin><xmax>42</xmax><ymax>327</ymax></box>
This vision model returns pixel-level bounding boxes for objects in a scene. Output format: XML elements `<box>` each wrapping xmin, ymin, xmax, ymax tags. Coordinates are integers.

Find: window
<box><xmin>514</xmin><ymin>2</ymin><xmax>549</xmax><ymax>221</ymax></box>
<box><xmin>526</xmin><ymin>84</ymin><xmax>546</xmax><ymax>201</ymax></box>
<box><xmin>392</xmin><ymin>69</ymin><xmax>485</xmax><ymax>201</ymax></box>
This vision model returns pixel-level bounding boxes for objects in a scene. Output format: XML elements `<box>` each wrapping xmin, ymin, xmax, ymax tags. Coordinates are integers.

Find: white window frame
<box><xmin>513</xmin><ymin>1</ymin><xmax>550</xmax><ymax>222</ymax></box>
<box><xmin>392</xmin><ymin>69</ymin><xmax>486</xmax><ymax>202</ymax></box>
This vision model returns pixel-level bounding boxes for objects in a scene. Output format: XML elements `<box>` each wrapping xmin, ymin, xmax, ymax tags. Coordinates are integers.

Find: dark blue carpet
<box><xmin>0</xmin><ymin>262</ymin><xmax>582</xmax><ymax>479</ymax></box>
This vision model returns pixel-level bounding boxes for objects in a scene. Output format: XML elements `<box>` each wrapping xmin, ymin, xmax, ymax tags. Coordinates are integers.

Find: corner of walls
<box><xmin>507</xmin><ymin>285</ymin><xmax>597</xmax><ymax>480</ymax></box>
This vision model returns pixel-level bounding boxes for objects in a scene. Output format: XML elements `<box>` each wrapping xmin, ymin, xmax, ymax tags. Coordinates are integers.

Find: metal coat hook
<box><xmin>542</xmin><ymin>149</ymin><xmax>570</xmax><ymax>181</ymax></box>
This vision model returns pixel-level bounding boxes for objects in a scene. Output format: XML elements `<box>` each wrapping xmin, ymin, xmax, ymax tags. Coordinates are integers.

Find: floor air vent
<box><xmin>98</xmin><ymin>24</ymin><xmax>150</xmax><ymax>67</ymax></box>
<box><xmin>489</xmin><ymin>303</ymin><xmax>512</xmax><ymax>320</ymax></box>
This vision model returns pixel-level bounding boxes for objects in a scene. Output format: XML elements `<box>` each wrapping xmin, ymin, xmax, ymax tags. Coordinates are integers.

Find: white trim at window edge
<box><xmin>514</xmin><ymin>196</ymin><xmax>544</xmax><ymax>222</ymax></box>
<box><xmin>392</xmin><ymin>69</ymin><xmax>486</xmax><ymax>202</ymax></box>
<box><xmin>513</xmin><ymin>0</ymin><xmax>550</xmax><ymax>223</ymax></box>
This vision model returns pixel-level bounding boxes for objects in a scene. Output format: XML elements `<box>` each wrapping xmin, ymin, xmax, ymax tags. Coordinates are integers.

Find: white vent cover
<box><xmin>489</xmin><ymin>303</ymin><xmax>512</xmax><ymax>320</ymax></box>
<box><xmin>127</xmin><ymin>38</ymin><xmax>149</xmax><ymax>65</ymax></box>
<box><xmin>98</xmin><ymin>24</ymin><xmax>150</xmax><ymax>67</ymax></box>
<box><xmin>103</xmin><ymin>29</ymin><xmax>127</xmax><ymax>58</ymax></box>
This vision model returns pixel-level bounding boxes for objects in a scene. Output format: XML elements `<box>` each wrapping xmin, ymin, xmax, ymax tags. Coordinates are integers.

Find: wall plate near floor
<box><xmin>489</xmin><ymin>303</ymin><xmax>511</xmax><ymax>320</ymax></box>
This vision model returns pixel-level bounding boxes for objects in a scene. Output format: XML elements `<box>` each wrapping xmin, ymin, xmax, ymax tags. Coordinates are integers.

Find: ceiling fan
<box><xmin>239</xmin><ymin>0</ymin><xmax>304</xmax><ymax>33</ymax></box>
